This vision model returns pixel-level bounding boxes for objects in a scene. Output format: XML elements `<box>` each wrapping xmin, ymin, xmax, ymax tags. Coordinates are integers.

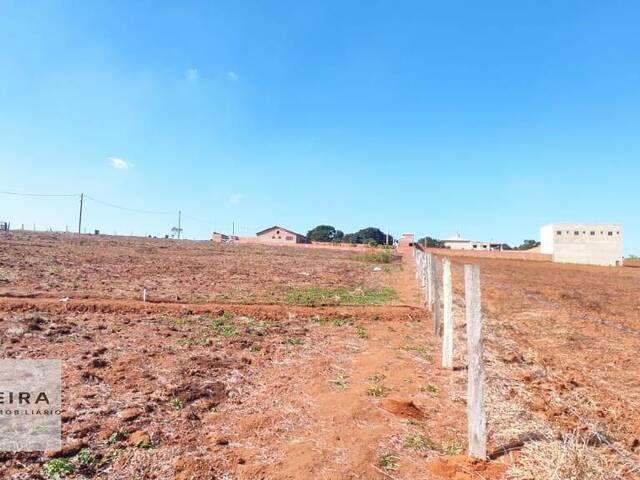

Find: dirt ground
<box><xmin>448</xmin><ymin>257</ymin><xmax>640</xmax><ymax>478</ymax></box>
<box><xmin>1</xmin><ymin>233</ymin><xmax>639</xmax><ymax>479</ymax></box>
<box><xmin>0</xmin><ymin>232</ymin><xmax>400</xmax><ymax>304</ymax></box>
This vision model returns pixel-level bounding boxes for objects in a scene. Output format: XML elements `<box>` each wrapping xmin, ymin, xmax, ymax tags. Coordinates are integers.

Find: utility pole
<box><xmin>232</xmin><ymin>221</ymin><xmax>235</xmax><ymax>236</ymax></box>
<box><xmin>177</xmin><ymin>210</ymin><xmax>181</xmax><ymax>239</ymax></box>
<box><xmin>78</xmin><ymin>193</ymin><xmax>84</xmax><ymax>234</ymax></box>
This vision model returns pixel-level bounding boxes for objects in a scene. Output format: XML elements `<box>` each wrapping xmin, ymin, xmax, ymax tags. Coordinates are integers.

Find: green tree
<box><xmin>307</xmin><ymin>225</ymin><xmax>339</xmax><ymax>242</ymax></box>
<box><xmin>343</xmin><ymin>227</ymin><xmax>393</xmax><ymax>245</ymax></box>
<box><xmin>416</xmin><ymin>236</ymin><xmax>445</xmax><ymax>248</ymax></box>
<box><xmin>516</xmin><ymin>239</ymin><xmax>540</xmax><ymax>250</ymax></box>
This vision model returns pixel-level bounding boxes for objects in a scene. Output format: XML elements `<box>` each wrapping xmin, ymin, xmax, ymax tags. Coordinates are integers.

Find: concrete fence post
<box><xmin>433</xmin><ymin>258</ymin><xmax>442</xmax><ymax>336</ymax></box>
<box><xmin>428</xmin><ymin>253</ymin><xmax>435</xmax><ymax>311</ymax></box>
<box><xmin>464</xmin><ymin>264</ymin><xmax>486</xmax><ymax>459</ymax></box>
<box><xmin>442</xmin><ymin>257</ymin><xmax>453</xmax><ymax>368</ymax></box>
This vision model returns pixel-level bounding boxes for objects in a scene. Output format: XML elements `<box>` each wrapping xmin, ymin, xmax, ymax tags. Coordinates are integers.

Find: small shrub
<box><xmin>421</xmin><ymin>384</ymin><xmax>439</xmax><ymax>395</ymax></box>
<box><xmin>169</xmin><ymin>398</ymin><xmax>183</xmax><ymax>410</ymax></box>
<box><xmin>377</xmin><ymin>451</ymin><xmax>399</xmax><ymax>471</ymax></box>
<box><xmin>283</xmin><ymin>337</ymin><xmax>303</xmax><ymax>345</ymax></box>
<box><xmin>356</xmin><ymin>250</ymin><xmax>394</xmax><ymax>263</ymax></box>
<box><xmin>107</xmin><ymin>427</ymin><xmax>129</xmax><ymax>444</ymax></box>
<box><xmin>367</xmin><ymin>386</ymin><xmax>390</xmax><ymax>397</ymax></box>
<box><xmin>355</xmin><ymin>325</ymin><xmax>368</xmax><ymax>339</ymax></box>
<box><xmin>329</xmin><ymin>374</ymin><xmax>349</xmax><ymax>390</ymax></box>
<box><xmin>333</xmin><ymin>317</ymin><xmax>350</xmax><ymax>327</ymax></box>
<box><xmin>401</xmin><ymin>345</ymin><xmax>432</xmax><ymax>361</ymax></box>
<box><xmin>210</xmin><ymin>312</ymin><xmax>236</xmax><ymax>337</ymax></box>
<box><xmin>368</xmin><ymin>373</ymin><xmax>385</xmax><ymax>382</ymax></box>
<box><xmin>75</xmin><ymin>448</ymin><xmax>98</xmax><ymax>467</ymax></box>
<box><xmin>42</xmin><ymin>458</ymin><xmax>75</xmax><ymax>479</ymax></box>
<box><xmin>404</xmin><ymin>434</ymin><xmax>435</xmax><ymax>451</ymax></box>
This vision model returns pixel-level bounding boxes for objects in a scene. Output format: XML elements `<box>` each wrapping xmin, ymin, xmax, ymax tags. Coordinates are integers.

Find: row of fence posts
<box><xmin>413</xmin><ymin>247</ymin><xmax>486</xmax><ymax>459</ymax></box>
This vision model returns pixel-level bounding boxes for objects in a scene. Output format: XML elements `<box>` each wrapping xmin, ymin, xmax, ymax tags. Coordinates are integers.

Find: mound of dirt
<box><xmin>428</xmin><ymin>455</ymin><xmax>507</xmax><ymax>479</ymax></box>
<box><xmin>379</xmin><ymin>399</ymin><xmax>425</xmax><ymax>420</ymax></box>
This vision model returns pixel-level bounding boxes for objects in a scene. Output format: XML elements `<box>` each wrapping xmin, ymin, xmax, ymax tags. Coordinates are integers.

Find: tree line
<box><xmin>306</xmin><ymin>225</ymin><xmax>394</xmax><ymax>246</ymax></box>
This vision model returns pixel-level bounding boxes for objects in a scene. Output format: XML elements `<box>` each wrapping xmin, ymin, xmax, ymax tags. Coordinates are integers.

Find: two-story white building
<box><xmin>540</xmin><ymin>223</ymin><xmax>623</xmax><ymax>266</ymax></box>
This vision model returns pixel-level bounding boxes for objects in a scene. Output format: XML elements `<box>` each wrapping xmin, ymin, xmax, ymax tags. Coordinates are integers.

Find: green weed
<box><xmin>75</xmin><ymin>448</ymin><xmax>98</xmax><ymax>467</ymax></box>
<box><xmin>210</xmin><ymin>312</ymin><xmax>236</xmax><ymax>337</ymax></box>
<box><xmin>421</xmin><ymin>384</ymin><xmax>439</xmax><ymax>395</ymax></box>
<box><xmin>107</xmin><ymin>427</ymin><xmax>129</xmax><ymax>445</ymax></box>
<box><xmin>282</xmin><ymin>286</ymin><xmax>397</xmax><ymax>306</ymax></box>
<box><xmin>367</xmin><ymin>386</ymin><xmax>390</xmax><ymax>397</ymax></box>
<box><xmin>368</xmin><ymin>373</ymin><xmax>386</xmax><ymax>382</ymax></box>
<box><xmin>42</xmin><ymin>458</ymin><xmax>74</xmax><ymax>479</ymax></box>
<box><xmin>403</xmin><ymin>434</ymin><xmax>463</xmax><ymax>455</ymax></box>
<box><xmin>329</xmin><ymin>374</ymin><xmax>349</xmax><ymax>390</ymax></box>
<box><xmin>355</xmin><ymin>325</ymin><xmax>368</xmax><ymax>339</ymax></box>
<box><xmin>355</xmin><ymin>250</ymin><xmax>394</xmax><ymax>263</ymax></box>
<box><xmin>169</xmin><ymin>398</ymin><xmax>183</xmax><ymax>410</ymax></box>
<box><xmin>377</xmin><ymin>451</ymin><xmax>399</xmax><ymax>471</ymax></box>
<box><xmin>401</xmin><ymin>345</ymin><xmax>433</xmax><ymax>361</ymax></box>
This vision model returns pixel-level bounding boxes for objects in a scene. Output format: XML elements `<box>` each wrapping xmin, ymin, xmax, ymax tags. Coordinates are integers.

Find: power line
<box><xmin>0</xmin><ymin>190</ymin><xmax>79</xmax><ymax>198</ymax></box>
<box><xmin>83</xmin><ymin>195</ymin><xmax>176</xmax><ymax>215</ymax></box>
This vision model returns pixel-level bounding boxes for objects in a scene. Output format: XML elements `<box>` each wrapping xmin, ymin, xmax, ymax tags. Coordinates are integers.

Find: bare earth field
<box><xmin>1</xmin><ymin>232</ymin><xmax>639</xmax><ymax>479</ymax></box>
<box><xmin>0</xmin><ymin>232</ymin><xmax>400</xmax><ymax>304</ymax></box>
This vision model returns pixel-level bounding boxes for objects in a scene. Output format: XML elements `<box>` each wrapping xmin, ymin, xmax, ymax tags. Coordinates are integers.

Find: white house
<box><xmin>443</xmin><ymin>235</ymin><xmax>501</xmax><ymax>251</ymax></box>
<box><xmin>540</xmin><ymin>223</ymin><xmax>623</xmax><ymax>266</ymax></box>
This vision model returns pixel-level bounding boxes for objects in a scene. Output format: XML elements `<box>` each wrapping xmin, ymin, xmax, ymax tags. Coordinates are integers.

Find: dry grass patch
<box><xmin>507</xmin><ymin>432</ymin><xmax>628</xmax><ymax>480</ymax></box>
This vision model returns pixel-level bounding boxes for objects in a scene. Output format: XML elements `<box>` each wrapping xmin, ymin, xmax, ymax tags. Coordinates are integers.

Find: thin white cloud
<box><xmin>229</xmin><ymin>193</ymin><xmax>243</xmax><ymax>204</ymax></box>
<box><xmin>185</xmin><ymin>68</ymin><xmax>199</xmax><ymax>82</ymax></box>
<box><xmin>108</xmin><ymin>157</ymin><xmax>132</xmax><ymax>170</ymax></box>
<box><xmin>227</xmin><ymin>71</ymin><xmax>239</xmax><ymax>81</ymax></box>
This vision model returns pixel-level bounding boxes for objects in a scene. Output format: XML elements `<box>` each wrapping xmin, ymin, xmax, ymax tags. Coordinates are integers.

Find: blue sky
<box><xmin>1</xmin><ymin>1</ymin><xmax>638</xmax><ymax>252</ymax></box>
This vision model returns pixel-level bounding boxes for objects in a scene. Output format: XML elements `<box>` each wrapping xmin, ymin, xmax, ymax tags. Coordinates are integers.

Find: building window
<box><xmin>590</xmin><ymin>231</ymin><xmax>595</xmax><ymax>236</ymax></box>
<box><xmin>608</xmin><ymin>231</ymin><xmax>613</xmax><ymax>236</ymax></box>
<box><xmin>276</xmin><ymin>230</ymin><xmax>280</xmax><ymax>234</ymax></box>
<box><xmin>286</xmin><ymin>236</ymin><xmax>293</xmax><ymax>241</ymax></box>
<box><xmin>556</xmin><ymin>231</ymin><xmax>562</xmax><ymax>235</ymax></box>
<box><xmin>272</xmin><ymin>236</ymin><xmax>275</xmax><ymax>239</ymax></box>
<box><xmin>574</xmin><ymin>231</ymin><xmax>579</xmax><ymax>235</ymax></box>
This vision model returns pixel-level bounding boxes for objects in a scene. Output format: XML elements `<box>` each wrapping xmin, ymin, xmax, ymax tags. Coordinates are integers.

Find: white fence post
<box><xmin>433</xmin><ymin>257</ymin><xmax>442</xmax><ymax>336</ymax></box>
<box><xmin>442</xmin><ymin>258</ymin><xmax>453</xmax><ymax>369</ymax></box>
<box><xmin>465</xmin><ymin>264</ymin><xmax>486</xmax><ymax>459</ymax></box>
<box><xmin>428</xmin><ymin>253</ymin><xmax>435</xmax><ymax>311</ymax></box>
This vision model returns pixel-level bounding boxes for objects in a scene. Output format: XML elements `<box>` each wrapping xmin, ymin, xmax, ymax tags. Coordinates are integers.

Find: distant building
<box><xmin>397</xmin><ymin>233</ymin><xmax>415</xmax><ymax>248</ymax></box>
<box><xmin>255</xmin><ymin>226</ymin><xmax>308</xmax><ymax>244</ymax></box>
<box><xmin>443</xmin><ymin>235</ymin><xmax>501</xmax><ymax>251</ymax></box>
<box><xmin>540</xmin><ymin>223</ymin><xmax>623</xmax><ymax>266</ymax></box>
<box><xmin>212</xmin><ymin>232</ymin><xmax>239</xmax><ymax>242</ymax></box>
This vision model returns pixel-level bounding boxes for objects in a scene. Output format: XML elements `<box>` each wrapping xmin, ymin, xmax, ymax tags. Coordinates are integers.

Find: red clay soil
<box><xmin>1</xmin><ymin>235</ymin><xmax>497</xmax><ymax>479</ymax></box>
<box><xmin>428</xmin><ymin>455</ymin><xmax>507</xmax><ymax>480</ymax></box>
<box><xmin>6</xmin><ymin>233</ymin><xmax>639</xmax><ymax>477</ymax></box>
<box><xmin>0</xmin><ymin>231</ymin><xmax>401</xmax><ymax>304</ymax></box>
<box><xmin>448</xmin><ymin>257</ymin><xmax>640</xmax><ymax>475</ymax></box>
<box><xmin>0</xmin><ymin>305</ymin><xmax>478</xmax><ymax>479</ymax></box>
